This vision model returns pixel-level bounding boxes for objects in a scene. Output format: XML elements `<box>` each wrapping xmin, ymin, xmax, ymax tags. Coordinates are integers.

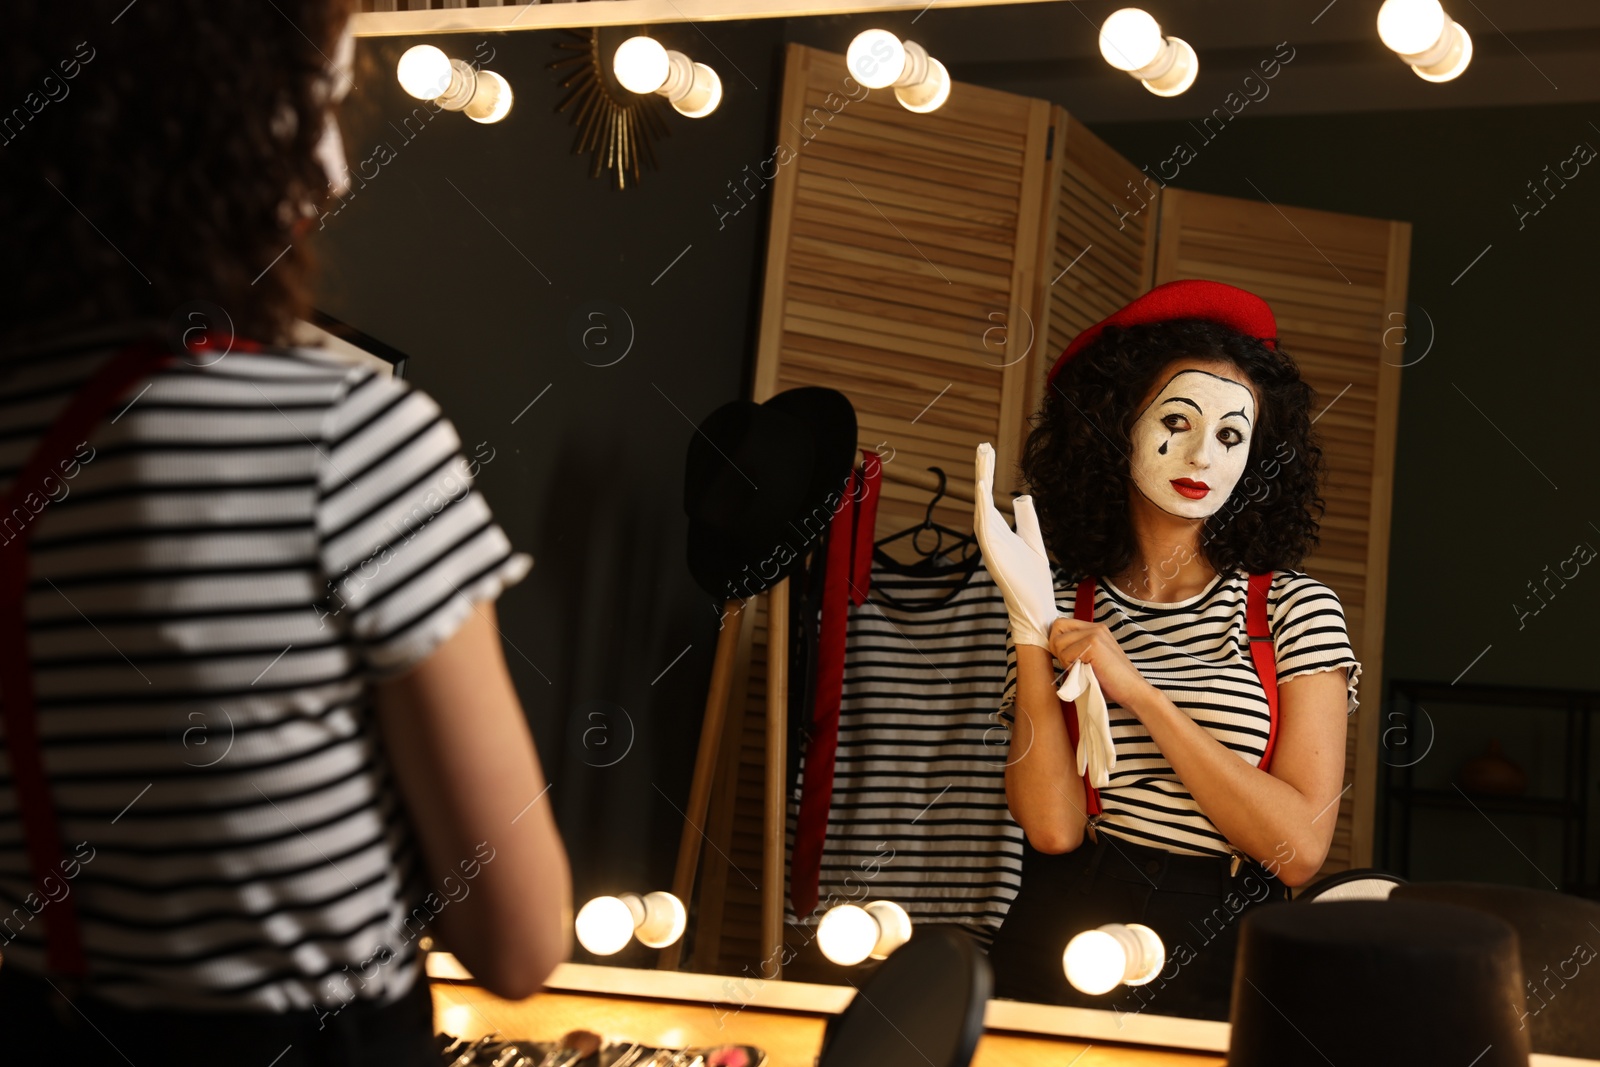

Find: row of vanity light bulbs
<box><xmin>393</xmin><ymin>0</ymin><xmax>1474</xmax><ymax>127</ymax></box>
<box><xmin>574</xmin><ymin>890</ymin><xmax>1166</xmax><ymax>997</ymax></box>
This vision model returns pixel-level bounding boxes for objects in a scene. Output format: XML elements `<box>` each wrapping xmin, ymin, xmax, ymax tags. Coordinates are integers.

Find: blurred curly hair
<box><xmin>1021</xmin><ymin>318</ymin><xmax>1326</xmax><ymax>583</ymax></box>
<box><xmin>1</xmin><ymin>0</ymin><xmax>354</xmax><ymax>347</ymax></box>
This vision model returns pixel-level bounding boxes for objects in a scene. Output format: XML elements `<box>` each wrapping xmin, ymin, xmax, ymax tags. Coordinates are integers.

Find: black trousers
<box><xmin>987</xmin><ymin>830</ymin><xmax>1290</xmax><ymax>1021</ymax></box>
<box><xmin>0</xmin><ymin>962</ymin><xmax>438</xmax><ymax>1066</ymax></box>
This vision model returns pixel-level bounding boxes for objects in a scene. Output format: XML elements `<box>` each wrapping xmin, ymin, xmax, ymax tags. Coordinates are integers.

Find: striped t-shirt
<box><xmin>0</xmin><ymin>325</ymin><xmax>531</xmax><ymax>1011</ymax></box>
<box><xmin>784</xmin><ymin>556</ymin><xmax>1024</xmax><ymax>944</ymax></box>
<box><xmin>998</xmin><ymin>568</ymin><xmax>1361</xmax><ymax>858</ymax></box>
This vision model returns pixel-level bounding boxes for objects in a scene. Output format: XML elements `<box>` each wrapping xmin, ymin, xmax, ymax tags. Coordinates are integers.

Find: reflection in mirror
<box><xmin>319</xmin><ymin>0</ymin><xmax>1600</xmax><ymax>1035</ymax></box>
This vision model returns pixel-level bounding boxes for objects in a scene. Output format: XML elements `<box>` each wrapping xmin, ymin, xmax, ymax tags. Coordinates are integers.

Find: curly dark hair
<box><xmin>1021</xmin><ymin>318</ymin><xmax>1326</xmax><ymax>582</ymax></box>
<box><xmin>1</xmin><ymin>0</ymin><xmax>354</xmax><ymax>348</ymax></box>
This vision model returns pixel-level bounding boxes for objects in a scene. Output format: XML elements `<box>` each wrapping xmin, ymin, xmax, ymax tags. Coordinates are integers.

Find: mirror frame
<box><xmin>348</xmin><ymin>0</ymin><xmax>1055</xmax><ymax>37</ymax></box>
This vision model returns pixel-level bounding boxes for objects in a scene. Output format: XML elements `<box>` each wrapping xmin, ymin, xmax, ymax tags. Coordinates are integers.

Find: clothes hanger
<box><xmin>872</xmin><ymin>466</ymin><xmax>979</xmax><ymax>578</ymax></box>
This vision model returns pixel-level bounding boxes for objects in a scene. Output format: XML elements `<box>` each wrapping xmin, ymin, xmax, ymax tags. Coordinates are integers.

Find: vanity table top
<box><xmin>431</xmin><ymin>982</ymin><xmax>1227</xmax><ymax>1067</ymax></box>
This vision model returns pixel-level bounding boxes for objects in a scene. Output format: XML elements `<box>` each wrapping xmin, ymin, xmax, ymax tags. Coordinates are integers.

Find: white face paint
<box><xmin>1128</xmin><ymin>368</ymin><xmax>1256</xmax><ymax>519</ymax></box>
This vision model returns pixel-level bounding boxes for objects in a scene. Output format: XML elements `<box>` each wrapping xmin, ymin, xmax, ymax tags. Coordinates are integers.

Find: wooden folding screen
<box><xmin>1036</xmin><ymin>111</ymin><xmax>1160</xmax><ymax>398</ymax></box>
<box><xmin>751</xmin><ymin>43</ymin><xmax>1054</xmax><ymax>522</ymax></box>
<box><xmin>1150</xmin><ymin>188</ymin><xmax>1410</xmax><ymax>876</ymax></box>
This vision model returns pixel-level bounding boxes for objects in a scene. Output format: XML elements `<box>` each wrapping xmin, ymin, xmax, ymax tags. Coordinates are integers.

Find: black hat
<box><xmin>1392</xmin><ymin>882</ymin><xmax>1600</xmax><ymax>1059</ymax></box>
<box><xmin>1228</xmin><ymin>900</ymin><xmax>1529</xmax><ymax>1067</ymax></box>
<box><xmin>683</xmin><ymin>387</ymin><xmax>857</xmax><ymax>601</ymax></box>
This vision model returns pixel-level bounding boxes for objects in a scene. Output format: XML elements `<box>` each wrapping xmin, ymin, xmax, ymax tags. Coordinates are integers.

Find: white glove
<box><xmin>972</xmin><ymin>442</ymin><xmax>1058</xmax><ymax>648</ymax></box>
<box><xmin>1058</xmin><ymin>659</ymin><xmax>1116</xmax><ymax>789</ymax></box>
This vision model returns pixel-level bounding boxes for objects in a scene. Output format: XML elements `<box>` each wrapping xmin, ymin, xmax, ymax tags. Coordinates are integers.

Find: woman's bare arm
<box><xmin>1003</xmin><ymin>645</ymin><xmax>1090</xmax><ymax>854</ymax></box>
<box><xmin>1122</xmin><ymin>667</ymin><xmax>1348</xmax><ymax>886</ymax></box>
<box><xmin>373</xmin><ymin>600</ymin><xmax>573</xmax><ymax>999</ymax></box>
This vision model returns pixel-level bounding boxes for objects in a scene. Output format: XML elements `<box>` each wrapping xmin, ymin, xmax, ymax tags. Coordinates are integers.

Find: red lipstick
<box><xmin>1171</xmin><ymin>478</ymin><xmax>1210</xmax><ymax>500</ymax></box>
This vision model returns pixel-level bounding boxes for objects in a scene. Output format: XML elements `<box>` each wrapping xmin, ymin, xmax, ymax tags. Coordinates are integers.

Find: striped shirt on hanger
<box><xmin>997</xmin><ymin>569</ymin><xmax>1361</xmax><ymax>858</ymax></box>
<box><xmin>0</xmin><ymin>328</ymin><xmax>530</xmax><ymax>1011</ymax></box>
<box><xmin>786</xmin><ymin>557</ymin><xmax>1024</xmax><ymax>944</ymax></box>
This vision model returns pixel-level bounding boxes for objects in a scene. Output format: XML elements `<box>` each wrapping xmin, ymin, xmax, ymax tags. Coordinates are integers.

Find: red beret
<box><xmin>1045</xmin><ymin>279</ymin><xmax>1278</xmax><ymax>387</ymax></box>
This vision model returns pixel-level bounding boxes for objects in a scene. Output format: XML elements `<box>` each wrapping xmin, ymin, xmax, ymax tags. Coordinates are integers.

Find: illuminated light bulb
<box><xmin>1378</xmin><ymin>0</ymin><xmax>1472</xmax><ymax>82</ymax></box>
<box><xmin>1377</xmin><ymin>0</ymin><xmax>1447</xmax><ymax>55</ymax></box>
<box><xmin>397</xmin><ymin>44</ymin><xmax>454</xmax><ymax>100</ymax></box>
<box><xmin>575</xmin><ymin>895</ymin><xmax>636</xmax><ymax>956</ymax></box>
<box><xmin>465</xmin><ymin>70</ymin><xmax>514</xmax><ymax>124</ymax></box>
<box><xmin>614</xmin><ymin>37</ymin><xmax>723</xmax><ymax>118</ymax></box>
<box><xmin>817</xmin><ymin>900</ymin><xmax>914</xmax><ymax>966</ymax></box>
<box><xmin>818</xmin><ymin>905</ymin><xmax>879</xmax><ymax>966</ymax></box>
<box><xmin>633</xmin><ymin>891</ymin><xmax>688</xmax><ymax>949</ymax></box>
<box><xmin>845</xmin><ymin>30</ymin><xmax>949</xmax><ymax>113</ymax></box>
<box><xmin>397</xmin><ymin>45</ymin><xmax>515</xmax><ymax>122</ymax></box>
<box><xmin>574</xmin><ymin>891</ymin><xmax>687</xmax><ymax>955</ymax></box>
<box><xmin>1098</xmin><ymin>8</ymin><xmax>1165</xmax><ymax>72</ymax></box>
<box><xmin>847</xmin><ymin>28</ymin><xmax>908</xmax><ymax>90</ymax></box>
<box><xmin>614</xmin><ymin>35</ymin><xmax>671</xmax><ymax>95</ymax></box>
<box><xmin>1097</xmin><ymin>9</ymin><xmax>1198</xmax><ymax>97</ymax></box>
<box><xmin>1063</xmin><ymin>923</ymin><xmax>1166</xmax><ymax>996</ymax></box>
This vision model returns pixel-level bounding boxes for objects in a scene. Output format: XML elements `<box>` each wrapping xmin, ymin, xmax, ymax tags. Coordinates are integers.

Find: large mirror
<box><xmin>322</xmin><ymin>0</ymin><xmax>1600</xmax><ymax>1032</ymax></box>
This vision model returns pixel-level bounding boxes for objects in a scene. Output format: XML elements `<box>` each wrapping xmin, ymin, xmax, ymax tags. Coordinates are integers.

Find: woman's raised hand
<box><xmin>973</xmin><ymin>442</ymin><xmax>1059</xmax><ymax>648</ymax></box>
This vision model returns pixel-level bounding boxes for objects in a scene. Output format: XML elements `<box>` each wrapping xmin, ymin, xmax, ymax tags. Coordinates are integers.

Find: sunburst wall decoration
<box><xmin>551</xmin><ymin>28</ymin><xmax>672</xmax><ymax>190</ymax></box>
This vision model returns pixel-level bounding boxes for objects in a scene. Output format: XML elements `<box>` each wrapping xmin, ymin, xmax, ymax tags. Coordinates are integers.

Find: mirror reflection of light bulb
<box><xmin>614</xmin><ymin>36</ymin><xmax>671</xmax><ymax>95</ymax></box>
<box><xmin>1411</xmin><ymin>23</ymin><xmax>1471</xmax><ymax>81</ymax></box>
<box><xmin>672</xmin><ymin>62</ymin><xmax>723</xmax><ymax>118</ymax></box>
<box><xmin>894</xmin><ymin>58</ymin><xmax>950</xmax><ymax>113</ymax></box>
<box><xmin>863</xmin><ymin>900</ymin><xmax>912</xmax><ymax>959</ymax></box>
<box><xmin>1377</xmin><ymin>0</ymin><xmax>1447</xmax><ymax>54</ymax></box>
<box><xmin>575</xmin><ymin>895</ymin><xmax>636</xmax><ymax>956</ymax></box>
<box><xmin>818</xmin><ymin>904</ymin><xmax>880</xmax><ymax>966</ymax></box>
<box><xmin>634</xmin><ymin>891</ymin><xmax>688</xmax><ymax>948</ymax></box>
<box><xmin>397</xmin><ymin>44</ymin><xmax>454</xmax><ymax>100</ymax></box>
<box><xmin>465</xmin><ymin>70</ymin><xmax>514</xmax><ymax>124</ymax></box>
<box><xmin>1098</xmin><ymin>8</ymin><xmax>1165</xmax><ymax>72</ymax></box>
<box><xmin>847</xmin><ymin>29</ymin><xmax>907</xmax><ymax>90</ymax></box>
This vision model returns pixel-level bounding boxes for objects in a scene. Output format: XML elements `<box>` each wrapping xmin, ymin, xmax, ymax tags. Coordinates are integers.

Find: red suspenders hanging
<box><xmin>790</xmin><ymin>450</ymin><xmax>881</xmax><ymax>919</ymax></box>
<box><xmin>0</xmin><ymin>339</ymin><xmax>174</xmax><ymax>977</ymax></box>
<box><xmin>1061</xmin><ymin>571</ymin><xmax>1279</xmax><ymax>817</ymax></box>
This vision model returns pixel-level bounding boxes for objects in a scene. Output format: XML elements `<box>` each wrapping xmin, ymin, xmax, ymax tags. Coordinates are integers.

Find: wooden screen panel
<box><xmin>1153</xmin><ymin>187</ymin><xmax>1410</xmax><ymax>877</ymax></box>
<box><xmin>691</xmin><ymin>43</ymin><xmax>1052</xmax><ymax>980</ymax></box>
<box><xmin>753</xmin><ymin>42</ymin><xmax>1053</xmax><ymax>540</ymax></box>
<box><xmin>1038</xmin><ymin>110</ymin><xmax>1159</xmax><ymax>406</ymax></box>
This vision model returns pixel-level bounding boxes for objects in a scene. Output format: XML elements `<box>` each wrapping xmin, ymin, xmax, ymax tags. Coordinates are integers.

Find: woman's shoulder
<box><xmin>1266</xmin><ymin>567</ymin><xmax>1342</xmax><ymax>604</ymax></box>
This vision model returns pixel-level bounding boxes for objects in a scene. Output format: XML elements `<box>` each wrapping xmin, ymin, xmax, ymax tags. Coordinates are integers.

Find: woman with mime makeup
<box><xmin>975</xmin><ymin>281</ymin><xmax>1363</xmax><ymax>1021</ymax></box>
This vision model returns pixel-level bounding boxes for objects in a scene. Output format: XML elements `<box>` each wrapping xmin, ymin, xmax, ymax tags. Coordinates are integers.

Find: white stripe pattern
<box><xmin>0</xmin><ymin>336</ymin><xmax>530</xmax><ymax>1010</ymax></box>
<box><xmin>998</xmin><ymin>568</ymin><xmax>1361</xmax><ymax>858</ymax></box>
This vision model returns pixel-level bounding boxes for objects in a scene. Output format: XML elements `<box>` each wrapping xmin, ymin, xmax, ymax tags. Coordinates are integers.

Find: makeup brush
<box><xmin>534</xmin><ymin>1029</ymin><xmax>602</xmax><ymax>1067</ymax></box>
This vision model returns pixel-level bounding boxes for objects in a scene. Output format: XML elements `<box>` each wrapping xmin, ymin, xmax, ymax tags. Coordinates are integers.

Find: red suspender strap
<box><xmin>790</xmin><ymin>467</ymin><xmax>860</xmax><ymax>918</ymax></box>
<box><xmin>847</xmin><ymin>450</ymin><xmax>881</xmax><ymax>606</ymax></box>
<box><xmin>1061</xmin><ymin>576</ymin><xmax>1103</xmax><ymax>816</ymax></box>
<box><xmin>1247</xmin><ymin>571</ymin><xmax>1280</xmax><ymax>773</ymax></box>
<box><xmin>0</xmin><ymin>339</ymin><xmax>172</xmax><ymax>977</ymax></box>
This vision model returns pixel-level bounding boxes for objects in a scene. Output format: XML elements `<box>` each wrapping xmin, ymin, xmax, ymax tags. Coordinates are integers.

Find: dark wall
<box><xmin>312</xmin><ymin>23</ymin><xmax>790</xmax><ymax>923</ymax></box>
<box><xmin>1087</xmin><ymin>105</ymin><xmax>1600</xmax><ymax>694</ymax></box>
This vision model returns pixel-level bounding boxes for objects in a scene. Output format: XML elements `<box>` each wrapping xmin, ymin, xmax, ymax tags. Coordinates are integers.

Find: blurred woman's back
<box><xmin>1</xmin><ymin>4</ymin><xmax>572</xmax><ymax>1062</ymax></box>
